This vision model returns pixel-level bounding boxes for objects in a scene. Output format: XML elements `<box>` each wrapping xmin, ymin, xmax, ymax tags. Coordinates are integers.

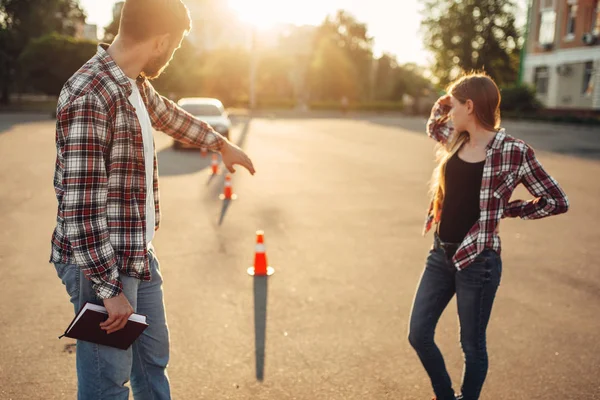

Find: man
<box><xmin>50</xmin><ymin>0</ymin><xmax>255</xmax><ymax>398</ymax></box>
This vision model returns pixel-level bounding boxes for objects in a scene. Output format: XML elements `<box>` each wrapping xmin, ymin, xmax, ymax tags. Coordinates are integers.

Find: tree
<box><xmin>311</xmin><ymin>10</ymin><xmax>374</xmax><ymax>100</ymax></box>
<box><xmin>374</xmin><ymin>55</ymin><xmax>432</xmax><ymax>106</ymax></box>
<box><xmin>308</xmin><ymin>36</ymin><xmax>359</xmax><ymax>102</ymax></box>
<box><xmin>152</xmin><ymin>39</ymin><xmax>204</xmax><ymax>99</ymax></box>
<box><xmin>19</xmin><ymin>33</ymin><xmax>97</xmax><ymax>96</ymax></box>
<box><xmin>199</xmin><ymin>48</ymin><xmax>250</xmax><ymax>107</ymax></box>
<box><xmin>0</xmin><ymin>0</ymin><xmax>86</xmax><ymax>103</ymax></box>
<box><xmin>421</xmin><ymin>0</ymin><xmax>521</xmax><ymax>87</ymax></box>
<box><xmin>374</xmin><ymin>54</ymin><xmax>398</xmax><ymax>101</ymax></box>
<box><xmin>102</xmin><ymin>1</ymin><xmax>123</xmax><ymax>43</ymax></box>
<box><xmin>256</xmin><ymin>50</ymin><xmax>294</xmax><ymax>102</ymax></box>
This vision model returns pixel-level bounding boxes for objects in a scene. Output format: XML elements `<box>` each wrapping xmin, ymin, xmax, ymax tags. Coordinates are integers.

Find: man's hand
<box><xmin>100</xmin><ymin>293</ymin><xmax>134</xmax><ymax>334</ymax></box>
<box><xmin>220</xmin><ymin>141</ymin><xmax>256</xmax><ymax>175</ymax></box>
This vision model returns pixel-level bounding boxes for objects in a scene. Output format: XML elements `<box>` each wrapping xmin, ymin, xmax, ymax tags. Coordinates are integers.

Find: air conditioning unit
<box><xmin>556</xmin><ymin>64</ymin><xmax>573</xmax><ymax>76</ymax></box>
<box><xmin>582</xmin><ymin>32</ymin><xmax>598</xmax><ymax>45</ymax></box>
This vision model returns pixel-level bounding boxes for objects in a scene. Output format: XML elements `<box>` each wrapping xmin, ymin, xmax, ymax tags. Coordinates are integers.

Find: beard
<box><xmin>141</xmin><ymin>50</ymin><xmax>173</xmax><ymax>80</ymax></box>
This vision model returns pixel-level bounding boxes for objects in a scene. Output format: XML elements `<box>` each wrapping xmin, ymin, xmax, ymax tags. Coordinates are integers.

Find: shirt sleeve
<box><xmin>59</xmin><ymin>94</ymin><xmax>122</xmax><ymax>299</ymax></box>
<box><xmin>426</xmin><ymin>99</ymin><xmax>455</xmax><ymax>145</ymax></box>
<box><xmin>503</xmin><ymin>146</ymin><xmax>569</xmax><ymax>220</ymax></box>
<box><xmin>142</xmin><ymin>81</ymin><xmax>226</xmax><ymax>152</ymax></box>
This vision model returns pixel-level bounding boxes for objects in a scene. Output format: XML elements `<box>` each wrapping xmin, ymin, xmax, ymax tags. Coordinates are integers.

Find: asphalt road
<box><xmin>0</xmin><ymin>113</ymin><xmax>599</xmax><ymax>399</ymax></box>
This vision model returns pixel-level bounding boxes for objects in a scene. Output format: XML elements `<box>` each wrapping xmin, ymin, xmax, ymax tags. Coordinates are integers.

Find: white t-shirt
<box><xmin>127</xmin><ymin>78</ymin><xmax>155</xmax><ymax>246</ymax></box>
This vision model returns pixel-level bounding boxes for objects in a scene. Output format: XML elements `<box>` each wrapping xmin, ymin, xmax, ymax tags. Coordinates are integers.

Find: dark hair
<box><xmin>447</xmin><ymin>72</ymin><xmax>501</xmax><ymax>131</ymax></box>
<box><xmin>119</xmin><ymin>0</ymin><xmax>192</xmax><ymax>42</ymax></box>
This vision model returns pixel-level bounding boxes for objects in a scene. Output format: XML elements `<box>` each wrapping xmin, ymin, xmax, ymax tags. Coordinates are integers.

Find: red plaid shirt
<box><xmin>424</xmin><ymin>100</ymin><xmax>569</xmax><ymax>270</ymax></box>
<box><xmin>50</xmin><ymin>45</ymin><xmax>226</xmax><ymax>299</ymax></box>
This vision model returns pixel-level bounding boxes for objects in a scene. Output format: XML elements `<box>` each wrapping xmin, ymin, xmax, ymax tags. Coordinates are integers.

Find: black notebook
<box><xmin>59</xmin><ymin>302</ymin><xmax>149</xmax><ymax>350</ymax></box>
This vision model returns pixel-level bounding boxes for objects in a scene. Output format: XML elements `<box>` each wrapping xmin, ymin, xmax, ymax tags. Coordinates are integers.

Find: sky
<box><xmin>80</xmin><ymin>0</ymin><xmax>525</xmax><ymax>66</ymax></box>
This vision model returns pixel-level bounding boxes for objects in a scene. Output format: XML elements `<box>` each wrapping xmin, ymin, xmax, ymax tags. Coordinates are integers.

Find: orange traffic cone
<box><xmin>219</xmin><ymin>174</ymin><xmax>237</xmax><ymax>200</ymax></box>
<box><xmin>211</xmin><ymin>154</ymin><xmax>219</xmax><ymax>175</ymax></box>
<box><xmin>248</xmin><ymin>230</ymin><xmax>274</xmax><ymax>276</ymax></box>
<box><xmin>201</xmin><ymin>147</ymin><xmax>208</xmax><ymax>157</ymax></box>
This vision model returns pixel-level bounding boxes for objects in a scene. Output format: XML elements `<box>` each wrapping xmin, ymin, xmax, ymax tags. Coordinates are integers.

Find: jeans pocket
<box><xmin>54</xmin><ymin>263</ymin><xmax>80</xmax><ymax>299</ymax></box>
<box><xmin>460</xmin><ymin>257</ymin><xmax>494</xmax><ymax>285</ymax></box>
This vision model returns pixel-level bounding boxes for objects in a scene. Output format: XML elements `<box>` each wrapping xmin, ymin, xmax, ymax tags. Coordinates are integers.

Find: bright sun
<box><xmin>228</xmin><ymin>0</ymin><xmax>280</xmax><ymax>28</ymax></box>
<box><xmin>227</xmin><ymin>0</ymin><xmax>324</xmax><ymax>28</ymax></box>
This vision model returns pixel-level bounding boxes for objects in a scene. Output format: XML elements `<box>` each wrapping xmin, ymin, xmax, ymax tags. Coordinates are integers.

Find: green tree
<box><xmin>0</xmin><ymin>0</ymin><xmax>86</xmax><ymax>103</ymax></box>
<box><xmin>308</xmin><ymin>36</ymin><xmax>359</xmax><ymax>102</ymax></box>
<box><xmin>152</xmin><ymin>39</ymin><xmax>203</xmax><ymax>99</ymax></box>
<box><xmin>311</xmin><ymin>10</ymin><xmax>373</xmax><ymax>100</ymax></box>
<box><xmin>421</xmin><ymin>0</ymin><xmax>521</xmax><ymax>87</ymax></box>
<box><xmin>256</xmin><ymin>51</ymin><xmax>294</xmax><ymax>102</ymax></box>
<box><xmin>374</xmin><ymin>54</ymin><xmax>398</xmax><ymax>101</ymax></box>
<box><xmin>102</xmin><ymin>1</ymin><xmax>123</xmax><ymax>42</ymax></box>
<box><xmin>199</xmin><ymin>48</ymin><xmax>250</xmax><ymax>107</ymax></box>
<box><xmin>19</xmin><ymin>33</ymin><xmax>97</xmax><ymax>96</ymax></box>
<box><xmin>374</xmin><ymin>55</ymin><xmax>432</xmax><ymax>105</ymax></box>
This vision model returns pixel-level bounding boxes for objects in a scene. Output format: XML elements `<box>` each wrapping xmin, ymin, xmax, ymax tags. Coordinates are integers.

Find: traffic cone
<box><xmin>248</xmin><ymin>230</ymin><xmax>274</xmax><ymax>276</ymax></box>
<box><xmin>219</xmin><ymin>174</ymin><xmax>237</xmax><ymax>200</ymax></box>
<box><xmin>211</xmin><ymin>154</ymin><xmax>219</xmax><ymax>175</ymax></box>
<box><xmin>201</xmin><ymin>147</ymin><xmax>208</xmax><ymax>157</ymax></box>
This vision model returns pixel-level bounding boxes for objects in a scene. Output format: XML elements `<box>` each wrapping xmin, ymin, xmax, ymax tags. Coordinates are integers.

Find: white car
<box><xmin>174</xmin><ymin>97</ymin><xmax>232</xmax><ymax>149</ymax></box>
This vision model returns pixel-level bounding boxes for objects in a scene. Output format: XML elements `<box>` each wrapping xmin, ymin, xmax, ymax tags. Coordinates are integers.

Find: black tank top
<box><xmin>438</xmin><ymin>151</ymin><xmax>485</xmax><ymax>244</ymax></box>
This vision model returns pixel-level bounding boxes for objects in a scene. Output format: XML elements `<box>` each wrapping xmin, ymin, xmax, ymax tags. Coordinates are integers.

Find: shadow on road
<box><xmin>0</xmin><ymin>113</ymin><xmax>55</xmax><ymax>136</ymax></box>
<box><xmin>218</xmin><ymin>198</ymin><xmax>232</xmax><ymax>225</ymax></box>
<box><xmin>157</xmin><ymin>146</ymin><xmax>213</xmax><ymax>176</ymax></box>
<box><xmin>253</xmin><ymin>276</ymin><xmax>268</xmax><ymax>382</ymax></box>
<box><xmin>363</xmin><ymin>115</ymin><xmax>600</xmax><ymax>161</ymax></box>
<box><xmin>236</xmin><ymin>117</ymin><xmax>252</xmax><ymax>149</ymax></box>
<box><xmin>158</xmin><ymin>118</ymin><xmax>253</xmax><ymax>177</ymax></box>
<box><xmin>361</xmin><ymin>115</ymin><xmax>428</xmax><ymax>133</ymax></box>
<box><xmin>206</xmin><ymin>172</ymin><xmax>219</xmax><ymax>186</ymax></box>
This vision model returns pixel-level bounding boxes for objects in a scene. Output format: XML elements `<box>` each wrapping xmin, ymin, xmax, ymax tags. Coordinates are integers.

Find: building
<box><xmin>82</xmin><ymin>24</ymin><xmax>98</xmax><ymax>41</ymax></box>
<box><xmin>113</xmin><ymin>1</ymin><xmax>124</xmax><ymax>19</ymax></box>
<box><xmin>74</xmin><ymin>22</ymin><xmax>99</xmax><ymax>41</ymax></box>
<box><xmin>523</xmin><ymin>0</ymin><xmax>600</xmax><ymax>110</ymax></box>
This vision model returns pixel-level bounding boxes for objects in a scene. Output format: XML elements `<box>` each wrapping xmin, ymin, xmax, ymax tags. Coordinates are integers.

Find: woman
<box><xmin>408</xmin><ymin>72</ymin><xmax>569</xmax><ymax>400</ymax></box>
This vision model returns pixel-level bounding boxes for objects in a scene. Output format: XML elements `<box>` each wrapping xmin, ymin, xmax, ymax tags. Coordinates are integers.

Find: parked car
<box><xmin>173</xmin><ymin>97</ymin><xmax>231</xmax><ymax>149</ymax></box>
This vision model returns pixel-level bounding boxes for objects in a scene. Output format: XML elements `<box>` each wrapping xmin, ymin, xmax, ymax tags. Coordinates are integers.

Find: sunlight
<box><xmin>227</xmin><ymin>0</ymin><xmax>327</xmax><ymax>28</ymax></box>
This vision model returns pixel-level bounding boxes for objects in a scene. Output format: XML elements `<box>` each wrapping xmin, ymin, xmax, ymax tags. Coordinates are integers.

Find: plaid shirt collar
<box><xmin>487</xmin><ymin>128</ymin><xmax>506</xmax><ymax>151</ymax></box>
<box><xmin>96</xmin><ymin>44</ymin><xmax>146</xmax><ymax>98</ymax></box>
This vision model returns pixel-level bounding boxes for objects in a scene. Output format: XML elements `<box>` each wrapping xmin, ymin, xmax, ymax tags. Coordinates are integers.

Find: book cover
<box><xmin>60</xmin><ymin>302</ymin><xmax>149</xmax><ymax>350</ymax></box>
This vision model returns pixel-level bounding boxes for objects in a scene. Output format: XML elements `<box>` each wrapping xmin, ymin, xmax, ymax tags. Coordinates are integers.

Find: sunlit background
<box><xmin>80</xmin><ymin>0</ymin><xmax>429</xmax><ymax>64</ymax></box>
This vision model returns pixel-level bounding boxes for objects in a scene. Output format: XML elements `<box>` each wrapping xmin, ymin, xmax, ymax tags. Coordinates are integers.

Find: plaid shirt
<box><xmin>50</xmin><ymin>45</ymin><xmax>226</xmax><ymax>299</ymax></box>
<box><xmin>424</xmin><ymin>100</ymin><xmax>569</xmax><ymax>270</ymax></box>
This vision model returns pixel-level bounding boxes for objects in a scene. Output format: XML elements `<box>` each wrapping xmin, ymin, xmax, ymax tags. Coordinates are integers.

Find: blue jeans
<box><xmin>408</xmin><ymin>244</ymin><xmax>502</xmax><ymax>400</ymax></box>
<box><xmin>54</xmin><ymin>247</ymin><xmax>171</xmax><ymax>400</ymax></box>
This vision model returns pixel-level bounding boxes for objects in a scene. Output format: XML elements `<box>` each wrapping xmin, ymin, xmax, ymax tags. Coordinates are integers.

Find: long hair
<box><xmin>430</xmin><ymin>72</ymin><xmax>502</xmax><ymax>220</ymax></box>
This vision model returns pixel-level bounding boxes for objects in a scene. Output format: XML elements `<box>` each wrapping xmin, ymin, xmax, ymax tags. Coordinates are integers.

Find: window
<box><xmin>566</xmin><ymin>2</ymin><xmax>578</xmax><ymax>37</ymax></box>
<box><xmin>180</xmin><ymin>104</ymin><xmax>224</xmax><ymax>117</ymax></box>
<box><xmin>583</xmin><ymin>61</ymin><xmax>594</xmax><ymax>95</ymax></box>
<box><xmin>534</xmin><ymin>66</ymin><xmax>550</xmax><ymax>95</ymax></box>
<box><xmin>539</xmin><ymin>10</ymin><xmax>557</xmax><ymax>44</ymax></box>
<box><xmin>542</xmin><ymin>0</ymin><xmax>554</xmax><ymax>8</ymax></box>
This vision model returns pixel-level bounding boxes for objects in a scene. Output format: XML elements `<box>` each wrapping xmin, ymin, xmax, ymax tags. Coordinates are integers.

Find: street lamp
<box><xmin>249</xmin><ymin>27</ymin><xmax>257</xmax><ymax>112</ymax></box>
